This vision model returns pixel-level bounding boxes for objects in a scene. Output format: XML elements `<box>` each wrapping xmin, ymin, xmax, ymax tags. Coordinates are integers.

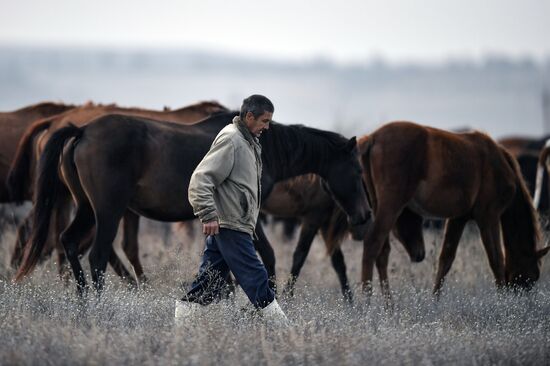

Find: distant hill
<box><xmin>1</xmin><ymin>46</ymin><xmax>549</xmax><ymax>138</ymax></box>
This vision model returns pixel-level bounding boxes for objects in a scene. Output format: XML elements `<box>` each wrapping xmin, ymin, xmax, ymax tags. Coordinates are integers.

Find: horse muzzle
<box><xmin>349</xmin><ymin>214</ymin><xmax>372</xmax><ymax>241</ymax></box>
<box><xmin>410</xmin><ymin>249</ymin><xmax>425</xmax><ymax>263</ymax></box>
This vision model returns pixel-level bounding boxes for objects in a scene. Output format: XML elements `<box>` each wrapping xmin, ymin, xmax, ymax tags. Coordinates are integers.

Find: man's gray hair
<box><xmin>240</xmin><ymin>94</ymin><xmax>274</xmax><ymax>119</ymax></box>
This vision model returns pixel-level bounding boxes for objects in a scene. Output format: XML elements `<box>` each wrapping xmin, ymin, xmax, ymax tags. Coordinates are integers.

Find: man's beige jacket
<box><xmin>188</xmin><ymin>116</ymin><xmax>262</xmax><ymax>236</ymax></box>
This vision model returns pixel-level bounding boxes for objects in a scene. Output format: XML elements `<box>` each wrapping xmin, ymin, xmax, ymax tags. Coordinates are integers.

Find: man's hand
<box><xmin>203</xmin><ymin>220</ymin><xmax>220</xmax><ymax>236</ymax></box>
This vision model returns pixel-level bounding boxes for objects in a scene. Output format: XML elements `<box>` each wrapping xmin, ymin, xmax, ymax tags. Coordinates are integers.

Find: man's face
<box><xmin>245</xmin><ymin>111</ymin><xmax>272</xmax><ymax>137</ymax></box>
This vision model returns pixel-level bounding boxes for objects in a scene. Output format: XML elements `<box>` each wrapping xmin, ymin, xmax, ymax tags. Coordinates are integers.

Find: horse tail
<box><xmin>322</xmin><ymin>206</ymin><xmax>349</xmax><ymax>255</ymax></box>
<box><xmin>500</xmin><ymin>147</ymin><xmax>541</xmax><ymax>268</ymax></box>
<box><xmin>6</xmin><ymin>119</ymin><xmax>53</xmax><ymax>204</ymax></box>
<box><xmin>14</xmin><ymin>124</ymin><xmax>83</xmax><ymax>281</ymax></box>
<box><xmin>533</xmin><ymin>140</ymin><xmax>550</xmax><ymax>209</ymax></box>
<box><xmin>358</xmin><ymin>136</ymin><xmax>377</xmax><ymax>216</ymax></box>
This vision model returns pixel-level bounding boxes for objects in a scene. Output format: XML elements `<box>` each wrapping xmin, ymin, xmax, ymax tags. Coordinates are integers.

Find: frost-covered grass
<box><xmin>0</xmin><ymin>217</ymin><xmax>549</xmax><ymax>365</ymax></box>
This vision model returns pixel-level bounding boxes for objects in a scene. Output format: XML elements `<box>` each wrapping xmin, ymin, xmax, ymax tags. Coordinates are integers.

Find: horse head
<box><xmin>391</xmin><ymin>209</ymin><xmax>426</xmax><ymax>263</ymax></box>
<box><xmin>506</xmin><ymin>246</ymin><xmax>549</xmax><ymax>290</ymax></box>
<box><xmin>321</xmin><ymin>136</ymin><xmax>372</xmax><ymax>240</ymax></box>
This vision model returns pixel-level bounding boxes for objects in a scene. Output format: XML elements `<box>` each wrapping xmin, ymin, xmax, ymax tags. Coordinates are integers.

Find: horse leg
<box><xmin>107</xmin><ymin>247</ymin><xmax>134</xmax><ymax>284</ymax></box>
<box><xmin>362</xmin><ymin>206</ymin><xmax>401</xmax><ymax>298</ymax></box>
<box><xmin>282</xmin><ymin>222</ymin><xmax>318</xmax><ymax>297</ymax></box>
<box><xmin>477</xmin><ymin>218</ymin><xmax>506</xmax><ymax>288</ymax></box>
<box><xmin>253</xmin><ymin>222</ymin><xmax>277</xmax><ymax>291</ymax></box>
<box><xmin>330</xmin><ymin>246</ymin><xmax>353</xmax><ymax>303</ymax></box>
<box><xmin>433</xmin><ymin>216</ymin><xmax>468</xmax><ymax>296</ymax></box>
<box><xmin>87</xmin><ymin>212</ymin><xmax>121</xmax><ymax>292</ymax></box>
<box><xmin>60</xmin><ymin>203</ymin><xmax>95</xmax><ymax>296</ymax></box>
<box><xmin>75</xmin><ymin>225</ymin><xmax>135</xmax><ymax>285</ymax></box>
<box><xmin>121</xmin><ymin>210</ymin><xmax>146</xmax><ymax>284</ymax></box>
<box><xmin>375</xmin><ymin>239</ymin><xmax>392</xmax><ymax>307</ymax></box>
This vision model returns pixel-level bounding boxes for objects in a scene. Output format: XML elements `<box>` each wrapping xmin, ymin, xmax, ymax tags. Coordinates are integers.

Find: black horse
<box><xmin>16</xmin><ymin>111</ymin><xmax>371</xmax><ymax>295</ymax></box>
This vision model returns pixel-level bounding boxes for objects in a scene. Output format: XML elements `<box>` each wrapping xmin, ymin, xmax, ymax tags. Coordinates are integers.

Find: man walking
<box><xmin>175</xmin><ymin>94</ymin><xmax>288</xmax><ymax>325</ymax></box>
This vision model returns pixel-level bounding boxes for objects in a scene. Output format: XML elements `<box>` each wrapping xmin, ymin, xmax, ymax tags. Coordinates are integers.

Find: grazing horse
<box><xmin>259</xmin><ymin>173</ymin><xmax>425</xmax><ymax>302</ymax></box>
<box><xmin>7</xmin><ymin>101</ymin><xmax>228</xmax><ymax>274</ymax></box>
<box><xmin>0</xmin><ymin>101</ymin><xmax>75</xmax><ymax>203</ymax></box>
<box><xmin>15</xmin><ymin>112</ymin><xmax>370</xmax><ymax>295</ymax></box>
<box><xmin>359</xmin><ymin>121</ymin><xmax>549</xmax><ymax>296</ymax></box>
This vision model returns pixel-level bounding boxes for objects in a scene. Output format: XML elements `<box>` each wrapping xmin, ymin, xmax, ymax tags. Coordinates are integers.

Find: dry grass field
<box><xmin>0</xmin><ymin>211</ymin><xmax>549</xmax><ymax>365</ymax></box>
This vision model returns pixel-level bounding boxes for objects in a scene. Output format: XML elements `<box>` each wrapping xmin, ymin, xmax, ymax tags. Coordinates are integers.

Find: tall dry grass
<box><xmin>0</xmin><ymin>209</ymin><xmax>549</xmax><ymax>365</ymax></box>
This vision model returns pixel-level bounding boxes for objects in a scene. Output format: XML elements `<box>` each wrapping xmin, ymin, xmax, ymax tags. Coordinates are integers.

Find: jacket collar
<box><xmin>233</xmin><ymin>116</ymin><xmax>260</xmax><ymax>148</ymax></box>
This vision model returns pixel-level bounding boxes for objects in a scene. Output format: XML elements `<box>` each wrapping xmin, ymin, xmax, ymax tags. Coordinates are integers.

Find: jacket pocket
<box><xmin>239</xmin><ymin>190</ymin><xmax>253</xmax><ymax>221</ymax></box>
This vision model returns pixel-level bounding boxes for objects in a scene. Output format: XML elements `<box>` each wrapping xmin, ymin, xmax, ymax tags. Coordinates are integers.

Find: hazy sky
<box><xmin>1</xmin><ymin>0</ymin><xmax>549</xmax><ymax>64</ymax></box>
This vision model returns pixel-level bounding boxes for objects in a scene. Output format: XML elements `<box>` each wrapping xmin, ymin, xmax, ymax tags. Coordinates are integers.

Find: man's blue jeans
<box><xmin>183</xmin><ymin>228</ymin><xmax>275</xmax><ymax>308</ymax></box>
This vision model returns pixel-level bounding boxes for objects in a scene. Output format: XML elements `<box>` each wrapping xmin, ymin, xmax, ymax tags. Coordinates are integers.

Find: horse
<box><xmin>499</xmin><ymin>135</ymin><xmax>550</xmax><ymax>214</ymax></box>
<box><xmin>6</xmin><ymin>101</ymin><xmax>228</xmax><ymax>275</ymax></box>
<box><xmin>0</xmin><ymin>101</ymin><xmax>76</xmax><ymax>203</ymax></box>
<box><xmin>259</xmin><ymin>173</ymin><xmax>425</xmax><ymax>303</ymax></box>
<box><xmin>8</xmin><ymin>100</ymin><xmax>228</xmax><ymax>203</ymax></box>
<box><xmin>15</xmin><ymin>112</ymin><xmax>371</xmax><ymax>295</ymax></box>
<box><xmin>498</xmin><ymin>135</ymin><xmax>550</xmax><ymax>157</ymax></box>
<box><xmin>359</xmin><ymin>121</ymin><xmax>549</xmax><ymax>296</ymax></box>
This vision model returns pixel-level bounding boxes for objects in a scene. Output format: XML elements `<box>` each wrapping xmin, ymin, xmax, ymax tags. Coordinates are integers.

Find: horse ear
<box><xmin>537</xmin><ymin>246</ymin><xmax>550</xmax><ymax>259</ymax></box>
<box><xmin>345</xmin><ymin>136</ymin><xmax>357</xmax><ymax>152</ymax></box>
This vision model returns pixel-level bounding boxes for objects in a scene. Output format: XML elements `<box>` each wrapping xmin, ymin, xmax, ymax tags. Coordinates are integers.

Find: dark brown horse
<box><xmin>499</xmin><ymin>135</ymin><xmax>550</xmax><ymax>214</ymax></box>
<box><xmin>0</xmin><ymin>101</ymin><xmax>75</xmax><ymax>203</ymax></box>
<box><xmin>359</xmin><ymin>121</ymin><xmax>549</xmax><ymax>296</ymax></box>
<box><xmin>259</xmin><ymin>173</ymin><xmax>425</xmax><ymax>302</ymax></box>
<box><xmin>15</xmin><ymin>112</ymin><xmax>370</xmax><ymax>295</ymax></box>
<box><xmin>7</xmin><ymin>101</ymin><xmax>228</xmax><ymax>274</ymax></box>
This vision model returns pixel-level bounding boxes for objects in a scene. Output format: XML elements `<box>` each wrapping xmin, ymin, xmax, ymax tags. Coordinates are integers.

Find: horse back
<box><xmin>366</xmin><ymin>122</ymin><xmax>510</xmax><ymax>217</ymax></box>
<box><xmin>366</xmin><ymin>121</ymin><xmax>430</xmax><ymax>185</ymax></box>
<box><xmin>70</xmin><ymin>114</ymin><xmax>220</xmax><ymax>221</ymax></box>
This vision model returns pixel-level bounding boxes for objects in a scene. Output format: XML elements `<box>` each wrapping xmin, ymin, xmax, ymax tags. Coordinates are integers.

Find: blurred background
<box><xmin>1</xmin><ymin>0</ymin><xmax>550</xmax><ymax>138</ymax></box>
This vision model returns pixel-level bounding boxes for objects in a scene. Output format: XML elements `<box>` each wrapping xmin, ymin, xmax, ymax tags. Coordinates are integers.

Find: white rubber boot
<box><xmin>260</xmin><ymin>299</ymin><xmax>289</xmax><ymax>326</ymax></box>
<box><xmin>174</xmin><ymin>300</ymin><xmax>202</xmax><ymax>326</ymax></box>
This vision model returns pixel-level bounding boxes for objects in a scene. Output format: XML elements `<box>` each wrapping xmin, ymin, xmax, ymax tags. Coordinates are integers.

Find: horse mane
<box><xmin>500</xmin><ymin>147</ymin><xmax>542</xmax><ymax>258</ymax></box>
<box><xmin>192</xmin><ymin>110</ymin><xmax>239</xmax><ymax>126</ymax></box>
<box><xmin>260</xmin><ymin>122</ymin><xmax>351</xmax><ymax>179</ymax></box>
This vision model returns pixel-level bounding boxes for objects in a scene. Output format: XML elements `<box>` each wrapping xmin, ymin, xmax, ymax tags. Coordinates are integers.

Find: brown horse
<box><xmin>0</xmin><ymin>101</ymin><xmax>75</xmax><ymax>203</ymax></box>
<box><xmin>259</xmin><ymin>173</ymin><xmax>425</xmax><ymax>302</ymax></box>
<box><xmin>15</xmin><ymin>112</ymin><xmax>371</xmax><ymax>295</ymax></box>
<box><xmin>7</xmin><ymin>101</ymin><xmax>228</xmax><ymax>275</ymax></box>
<box><xmin>359</xmin><ymin>121</ymin><xmax>549</xmax><ymax>296</ymax></box>
<box><xmin>8</xmin><ymin>100</ymin><xmax>228</xmax><ymax>203</ymax></box>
